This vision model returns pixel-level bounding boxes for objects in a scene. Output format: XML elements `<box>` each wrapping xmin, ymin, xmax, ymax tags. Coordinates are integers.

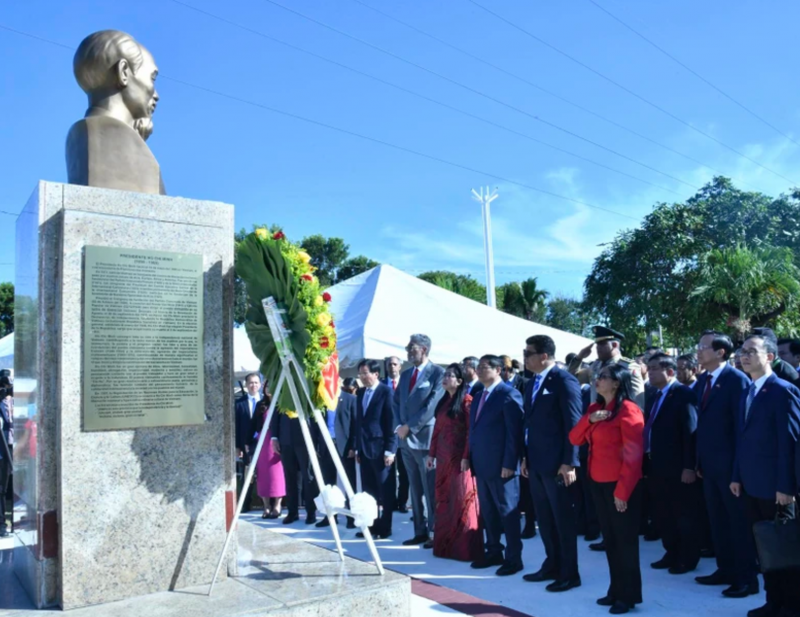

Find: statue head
<box><xmin>73</xmin><ymin>30</ymin><xmax>159</xmax><ymax>141</ymax></box>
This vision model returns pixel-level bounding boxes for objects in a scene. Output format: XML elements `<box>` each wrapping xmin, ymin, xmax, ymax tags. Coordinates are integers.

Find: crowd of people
<box><xmin>235</xmin><ymin>326</ymin><xmax>800</xmax><ymax>617</ymax></box>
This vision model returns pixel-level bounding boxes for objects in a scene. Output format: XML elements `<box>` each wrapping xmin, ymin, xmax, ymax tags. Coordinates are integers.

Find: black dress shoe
<box><xmin>700</xmin><ymin>547</ymin><xmax>715</xmax><ymax>558</ymax></box>
<box><xmin>546</xmin><ymin>577</ymin><xmax>581</xmax><ymax>592</ymax></box>
<box><xmin>395</xmin><ymin>505</ymin><xmax>409</xmax><ymax>513</ymax></box>
<box><xmin>315</xmin><ymin>517</ymin><xmax>330</xmax><ymax>528</ymax></box>
<box><xmin>589</xmin><ymin>541</ymin><xmax>606</xmax><ymax>552</ymax></box>
<box><xmin>722</xmin><ymin>581</ymin><xmax>759</xmax><ymax>598</ymax></box>
<box><xmin>650</xmin><ymin>556</ymin><xmax>672</xmax><ymax>570</ymax></box>
<box><xmin>523</xmin><ymin>568</ymin><xmax>557</xmax><ymax>583</ymax></box>
<box><xmin>282</xmin><ymin>513</ymin><xmax>299</xmax><ymax>525</ymax></box>
<box><xmin>747</xmin><ymin>603</ymin><xmax>781</xmax><ymax>617</ymax></box>
<box><xmin>668</xmin><ymin>563</ymin><xmax>695</xmax><ymax>575</ymax></box>
<box><xmin>696</xmin><ymin>570</ymin><xmax>729</xmax><ymax>585</ymax></box>
<box><xmin>521</xmin><ymin>525</ymin><xmax>538</xmax><ymax>539</ymax></box>
<box><xmin>596</xmin><ymin>595</ymin><xmax>615</xmax><ymax>606</ymax></box>
<box><xmin>584</xmin><ymin>531</ymin><xmax>601</xmax><ymax>542</ymax></box>
<box><xmin>609</xmin><ymin>601</ymin><xmax>631</xmax><ymax>615</ymax></box>
<box><xmin>402</xmin><ymin>534</ymin><xmax>429</xmax><ymax>546</ymax></box>
<box><xmin>422</xmin><ymin>540</ymin><xmax>434</xmax><ymax>549</ymax></box>
<box><xmin>346</xmin><ymin>519</ymin><xmax>356</xmax><ymax>529</ymax></box>
<box><xmin>471</xmin><ymin>554</ymin><xmax>505</xmax><ymax>569</ymax></box>
<box><xmin>305</xmin><ymin>514</ymin><xmax>317</xmax><ymax>525</ymax></box>
<box><xmin>496</xmin><ymin>562</ymin><xmax>523</xmax><ymax>577</ymax></box>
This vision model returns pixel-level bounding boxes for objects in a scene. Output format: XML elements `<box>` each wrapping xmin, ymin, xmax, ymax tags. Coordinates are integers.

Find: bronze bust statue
<box><xmin>66</xmin><ymin>30</ymin><xmax>165</xmax><ymax>195</ymax></box>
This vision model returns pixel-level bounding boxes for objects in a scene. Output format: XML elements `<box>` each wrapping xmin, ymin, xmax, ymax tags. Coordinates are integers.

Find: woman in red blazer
<box><xmin>570</xmin><ymin>363</ymin><xmax>645</xmax><ymax>615</ymax></box>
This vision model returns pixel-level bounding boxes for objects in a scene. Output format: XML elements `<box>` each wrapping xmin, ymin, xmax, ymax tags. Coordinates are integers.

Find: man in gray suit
<box><xmin>393</xmin><ymin>334</ymin><xmax>444</xmax><ymax>546</ymax></box>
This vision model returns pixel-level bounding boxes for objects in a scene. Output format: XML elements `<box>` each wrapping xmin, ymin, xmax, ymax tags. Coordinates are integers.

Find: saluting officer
<box><xmin>568</xmin><ymin>326</ymin><xmax>645</xmax><ymax>410</ymax></box>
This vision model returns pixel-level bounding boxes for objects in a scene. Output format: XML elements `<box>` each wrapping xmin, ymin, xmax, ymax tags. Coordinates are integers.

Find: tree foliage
<box><xmin>0</xmin><ymin>283</ymin><xmax>13</xmax><ymax>337</ymax></box>
<box><xmin>545</xmin><ymin>295</ymin><xmax>599</xmax><ymax>338</ymax></box>
<box><xmin>499</xmin><ymin>278</ymin><xmax>549</xmax><ymax>322</ymax></box>
<box><xmin>418</xmin><ymin>271</ymin><xmax>487</xmax><ymax>303</ymax></box>
<box><xmin>583</xmin><ymin>177</ymin><xmax>800</xmax><ymax>349</ymax></box>
<box><xmin>337</xmin><ymin>255</ymin><xmax>380</xmax><ymax>282</ymax></box>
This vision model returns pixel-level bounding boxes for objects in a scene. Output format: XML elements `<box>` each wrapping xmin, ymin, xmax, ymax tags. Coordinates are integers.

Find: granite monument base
<box><xmin>0</xmin><ymin>520</ymin><xmax>410</xmax><ymax>617</ymax></box>
<box><xmin>13</xmin><ymin>181</ymin><xmax>236</xmax><ymax>609</ymax></box>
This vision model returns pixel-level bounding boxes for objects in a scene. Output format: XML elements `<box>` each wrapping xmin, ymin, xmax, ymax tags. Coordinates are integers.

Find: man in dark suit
<box><xmin>383</xmin><ymin>357</ymin><xmax>409</xmax><ymax>513</ymax></box>
<box><xmin>521</xmin><ymin>335</ymin><xmax>583</xmax><ymax>592</ymax></box>
<box><xmin>352</xmin><ymin>359</ymin><xmax>398</xmax><ymax>539</ymax></box>
<box><xmin>752</xmin><ymin>328</ymin><xmax>800</xmax><ymax>388</ymax></box>
<box><xmin>644</xmin><ymin>353</ymin><xmax>700</xmax><ymax>575</ymax></box>
<box><xmin>469</xmin><ymin>354</ymin><xmax>525</xmax><ymax>576</ymax></box>
<box><xmin>337</xmin><ymin>378</ymin><xmax>359</xmax><ymax>528</ymax></box>
<box><xmin>732</xmin><ymin>333</ymin><xmax>800</xmax><ymax>617</ymax></box>
<box><xmin>694</xmin><ymin>331</ymin><xmax>757</xmax><ymax>597</ymax></box>
<box><xmin>393</xmin><ymin>334</ymin><xmax>444</xmax><ymax>546</ymax></box>
<box><xmin>778</xmin><ymin>338</ymin><xmax>800</xmax><ymax>370</ymax></box>
<box><xmin>463</xmin><ymin>356</ymin><xmax>482</xmax><ymax>397</ymax></box>
<box><xmin>235</xmin><ymin>373</ymin><xmax>262</xmax><ymax>512</ymax></box>
<box><xmin>313</xmin><ymin>381</ymin><xmax>358</xmax><ymax>528</ymax></box>
<box><xmin>271</xmin><ymin>410</ymin><xmax>318</xmax><ymax>525</ymax></box>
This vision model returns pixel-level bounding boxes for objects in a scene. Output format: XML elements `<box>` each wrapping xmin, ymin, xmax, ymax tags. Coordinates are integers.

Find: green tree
<box><xmin>690</xmin><ymin>244</ymin><xmax>800</xmax><ymax>340</ymax></box>
<box><xmin>0</xmin><ymin>283</ymin><xmax>13</xmax><ymax>336</ymax></box>
<box><xmin>234</xmin><ymin>223</ymin><xmax>282</xmax><ymax>325</ymax></box>
<box><xmin>499</xmin><ymin>278</ymin><xmax>549</xmax><ymax>322</ymax></box>
<box><xmin>337</xmin><ymin>256</ymin><xmax>379</xmax><ymax>281</ymax></box>
<box><xmin>300</xmin><ymin>234</ymin><xmax>350</xmax><ymax>288</ymax></box>
<box><xmin>583</xmin><ymin>177</ymin><xmax>800</xmax><ymax>348</ymax></box>
<box><xmin>545</xmin><ymin>295</ymin><xmax>598</xmax><ymax>337</ymax></box>
<box><xmin>419</xmin><ymin>271</ymin><xmax>487</xmax><ymax>303</ymax></box>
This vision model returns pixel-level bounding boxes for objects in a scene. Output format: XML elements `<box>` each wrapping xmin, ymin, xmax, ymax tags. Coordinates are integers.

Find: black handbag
<box><xmin>753</xmin><ymin>506</ymin><xmax>800</xmax><ymax>573</ymax></box>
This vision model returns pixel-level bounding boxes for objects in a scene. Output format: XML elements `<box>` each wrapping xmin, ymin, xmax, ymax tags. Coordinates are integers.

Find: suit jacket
<box><xmin>522</xmin><ymin>366</ymin><xmax>583</xmax><ymax>474</ymax></box>
<box><xmin>468</xmin><ymin>381</ymin><xmax>524</xmax><ymax>479</ymax></box>
<box><xmin>270</xmin><ymin>410</ymin><xmax>305</xmax><ymax>449</ymax></box>
<box><xmin>732</xmin><ymin>373</ymin><xmax>800</xmax><ymax>500</ymax></box>
<box><xmin>694</xmin><ymin>365</ymin><xmax>749</xmax><ymax>481</ymax></box>
<box><xmin>333</xmin><ymin>392</ymin><xmax>357</xmax><ymax>459</ymax></box>
<box><xmin>644</xmin><ymin>381</ymin><xmax>697</xmax><ymax>480</ymax></box>
<box><xmin>354</xmin><ymin>383</ymin><xmax>397</xmax><ymax>460</ymax></box>
<box><xmin>508</xmin><ymin>374</ymin><xmax>528</xmax><ymax>396</ymax></box>
<box><xmin>393</xmin><ymin>362</ymin><xmax>445</xmax><ymax>449</ymax></box>
<box><xmin>774</xmin><ymin>359</ymin><xmax>800</xmax><ymax>389</ymax></box>
<box><xmin>382</xmin><ymin>376</ymin><xmax>400</xmax><ymax>392</ymax></box>
<box><xmin>467</xmin><ymin>380</ymin><xmax>484</xmax><ymax>399</ymax></box>
<box><xmin>234</xmin><ymin>395</ymin><xmax>258</xmax><ymax>452</ymax></box>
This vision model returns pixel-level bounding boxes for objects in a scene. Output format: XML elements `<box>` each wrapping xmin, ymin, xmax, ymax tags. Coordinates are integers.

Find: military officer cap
<box><xmin>592</xmin><ymin>325</ymin><xmax>625</xmax><ymax>343</ymax></box>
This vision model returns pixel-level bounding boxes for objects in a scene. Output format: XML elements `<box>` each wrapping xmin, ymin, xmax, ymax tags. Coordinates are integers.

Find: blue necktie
<box><xmin>530</xmin><ymin>374</ymin><xmax>542</xmax><ymax>404</ymax></box>
<box><xmin>363</xmin><ymin>389</ymin><xmax>372</xmax><ymax>415</ymax></box>
<box><xmin>745</xmin><ymin>383</ymin><xmax>757</xmax><ymax>420</ymax></box>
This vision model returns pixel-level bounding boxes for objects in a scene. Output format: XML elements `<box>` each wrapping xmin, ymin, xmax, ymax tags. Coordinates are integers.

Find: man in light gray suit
<box><xmin>393</xmin><ymin>334</ymin><xmax>444</xmax><ymax>546</ymax></box>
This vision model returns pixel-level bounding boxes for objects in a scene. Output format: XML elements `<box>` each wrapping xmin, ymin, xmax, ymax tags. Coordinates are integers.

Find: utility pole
<box><xmin>472</xmin><ymin>186</ymin><xmax>498</xmax><ymax>308</ymax></box>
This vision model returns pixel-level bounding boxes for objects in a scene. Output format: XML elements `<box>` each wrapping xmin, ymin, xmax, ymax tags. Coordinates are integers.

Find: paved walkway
<box><xmin>244</xmin><ymin>510</ymin><xmax>766</xmax><ymax>617</ymax></box>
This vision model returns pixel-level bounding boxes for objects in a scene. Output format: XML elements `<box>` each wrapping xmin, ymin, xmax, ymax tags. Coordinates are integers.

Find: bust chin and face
<box><xmin>66</xmin><ymin>30</ymin><xmax>165</xmax><ymax>195</ymax></box>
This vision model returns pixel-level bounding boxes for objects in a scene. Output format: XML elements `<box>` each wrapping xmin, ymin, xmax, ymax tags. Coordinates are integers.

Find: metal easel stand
<box><xmin>208</xmin><ymin>299</ymin><xmax>383</xmax><ymax>597</ymax></box>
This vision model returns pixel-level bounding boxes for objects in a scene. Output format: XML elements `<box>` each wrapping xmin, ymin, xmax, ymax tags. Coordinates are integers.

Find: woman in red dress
<box><xmin>569</xmin><ymin>363</ymin><xmax>644</xmax><ymax>615</ymax></box>
<box><xmin>426</xmin><ymin>363</ymin><xmax>483</xmax><ymax>562</ymax></box>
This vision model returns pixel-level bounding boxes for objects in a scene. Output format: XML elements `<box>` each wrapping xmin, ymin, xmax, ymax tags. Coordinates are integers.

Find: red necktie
<box><xmin>391</xmin><ymin>379</ymin><xmax>397</xmax><ymax>391</ymax></box>
<box><xmin>701</xmin><ymin>377</ymin><xmax>713</xmax><ymax>409</ymax></box>
<box><xmin>475</xmin><ymin>390</ymin><xmax>489</xmax><ymax>422</ymax></box>
<box><xmin>408</xmin><ymin>368</ymin><xmax>418</xmax><ymax>392</ymax></box>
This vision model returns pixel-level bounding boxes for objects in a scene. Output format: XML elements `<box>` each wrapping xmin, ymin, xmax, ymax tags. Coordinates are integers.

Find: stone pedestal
<box><xmin>13</xmin><ymin>182</ymin><xmax>236</xmax><ymax>609</ymax></box>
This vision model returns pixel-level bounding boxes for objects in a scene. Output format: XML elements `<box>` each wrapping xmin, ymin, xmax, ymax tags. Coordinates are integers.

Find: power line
<box><xmin>170</xmin><ymin>0</ymin><xmax>684</xmax><ymax>196</ymax></box>
<box><xmin>349</xmin><ymin>0</ymin><xmax>755</xmax><ymax>190</ymax></box>
<box><xmin>464</xmin><ymin>0</ymin><xmax>800</xmax><ymax>186</ymax></box>
<box><xmin>0</xmin><ymin>23</ymin><xmax>641</xmax><ymax>222</ymax></box>
<box><xmin>259</xmin><ymin>0</ymin><xmax>698</xmax><ymax>190</ymax></box>
<box><xmin>586</xmin><ymin>0</ymin><xmax>800</xmax><ymax>149</ymax></box>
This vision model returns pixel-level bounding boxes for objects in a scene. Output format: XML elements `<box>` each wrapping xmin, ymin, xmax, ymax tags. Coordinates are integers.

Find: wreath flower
<box><xmin>236</xmin><ymin>228</ymin><xmax>340</xmax><ymax>413</ymax></box>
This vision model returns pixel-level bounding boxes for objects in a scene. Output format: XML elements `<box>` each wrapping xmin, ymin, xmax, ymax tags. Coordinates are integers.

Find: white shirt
<box><xmin>468</xmin><ymin>379</ymin><xmax>479</xmax><ymax>393</ymax></box>
<box><xmin>707</xmin><ymin>364</ymin><xmax>726</xmax><ymax>389</ymax></box>
<box><xmin>247</xmin><ymin>394</ymin><xmax>261</xmax><ymax>417</ymax></box>
<box><xmin>530</xmin><ymin>363</ymin><xmax>555</xmax><ymax>405</ymax></box>
<box><xmin>480</xmin><ymin>379</ymin><xmax>501</xmax><ymax>401</ymax></box>
<box><xmin>751</xmin><ymin>373</ymin><xmax>770</xmax><ymax>398</ymax></box>
<box><xmin>412</xmin><ymin>359</ymin><xmax>430</xmax><ymax>379</ymax></box>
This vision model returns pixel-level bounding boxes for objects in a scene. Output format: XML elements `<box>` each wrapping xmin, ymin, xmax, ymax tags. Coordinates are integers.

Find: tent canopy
<box><xmin>326</xmin><ymin>265</ymin><xmax>595</xmax><ymax>368</ymax></box>
<box><xmin>0</xmin><ymin>332</ymin><xmax>13</xmax><ymax>370</ymax></box>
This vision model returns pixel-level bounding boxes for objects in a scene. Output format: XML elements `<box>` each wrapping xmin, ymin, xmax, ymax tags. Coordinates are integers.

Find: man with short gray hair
<box><xmin>394</xmin><ymin>334</ymin><xmax>444</xmax><ymax>547</ymax></box>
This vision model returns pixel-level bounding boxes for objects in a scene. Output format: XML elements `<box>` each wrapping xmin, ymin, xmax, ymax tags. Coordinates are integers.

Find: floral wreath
<box><xmin>236</xmin><ymin>228</ymin><xmax>340</xmax><ymax>415</ymax></box>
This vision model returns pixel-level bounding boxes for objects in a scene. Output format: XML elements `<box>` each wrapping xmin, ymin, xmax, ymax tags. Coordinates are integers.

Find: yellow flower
<box><xmin>314</xmin><ymin>295</ymin><xmax>324</xmax><ymax>307</ymax></box>
<box><xmin>316</xmin><ymin>312</ymin><xmax>331</xmax><ymax>327</ymax></box>
<box><xmin>285</xmin><ymin>410</ymin><xmax>299</xmax><ymax>419</ymax></box>
<box><xmin>323</xmin><ymin>325</ymin><xmax>335</xmax><ymax>337</ymax></box>
<box><xmin>254</xmin><ymin>228</ymin><xmax>268</xmax><ymax>240</ymax></box>
<box><xmin>297</xmin><ymin>250</ymin><xmax>312</xmax><ymax>264</ymax></box>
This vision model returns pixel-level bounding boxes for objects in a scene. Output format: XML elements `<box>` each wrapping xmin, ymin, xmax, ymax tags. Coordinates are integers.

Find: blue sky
<box><xmin>2</xmin><ymin>0</ymin><xmax>800</xmax><ymax>299</ymax></box>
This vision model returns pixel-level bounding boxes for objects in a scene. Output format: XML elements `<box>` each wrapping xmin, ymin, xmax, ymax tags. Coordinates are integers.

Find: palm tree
<box><xmin>690</xmin><ymin>244</ymin><xmax>800</xmax><ymax>340</ymax></box>
<box><xmin>500</xmin><ymin>277</ymin><xmax>549</xmax><ymax>322</ymax></box>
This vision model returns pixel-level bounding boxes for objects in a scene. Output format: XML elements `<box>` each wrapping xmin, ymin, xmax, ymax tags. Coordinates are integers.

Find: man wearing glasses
<box><xmin>393</xmin><ymin>334</ymin><xmax>444</xmax><ymax>547</ymax></box>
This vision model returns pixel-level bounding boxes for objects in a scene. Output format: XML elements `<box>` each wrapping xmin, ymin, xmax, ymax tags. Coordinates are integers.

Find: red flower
<box><xmin>320</xmin><ymin>336</ymin><xmax>330</xmax><ymax>349</ymax></box>
<box><xmin>330</xmin><ymin>320</ymin><xmax>335</xmax><ymax>328</ymax></box>
<box><xmin>323</xmin><ymin>292</ymin><xmax>332</xmax><ymax>302</ymax></box>
<box><xmin>301</xmin><ymin>274</ymin><xmax>313</xmax><ymax>282</ymax></box>
<box><xmin>272</xmin><ymin>231</ymin><xmax>285</xmax><ymax>240</ymax></box>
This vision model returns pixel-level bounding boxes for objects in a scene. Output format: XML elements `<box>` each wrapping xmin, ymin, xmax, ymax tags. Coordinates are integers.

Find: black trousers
<box><xmin>519</xmin><ymin>471</ymin><xmax>536</xmax><ymax>527</ymax></box>
<box><xmin>648</xmin><ymin>474</ymin><xmax>700</xmax><ymax>569</ymax></box>
<box><xmin>361</xmin><ymin>456</ymin><xmax>395</xmax><ymax>536</ymax></box>
<box><xmin>574</xmin><ymin>461</ymin><xmax>600</xmax><ymax>537</ymax></box>
<box><xmin>744</xmin><ymin>492</ymin><xmax>800</xmax><ymax>611</ymax></box>
<box><xmin>591</xmin><ymin>480</ymin><xmax>642</xmax><ymax>606</ymax></box>
<box><xmin>528</xmin><ymin>469</ymin><xmax>579</xmax><ymax>580</ymax></box>
<box><xmin>395</xmin><ymin>450</ymin><xmax>409</xmax><ymax>508</ymax></box>
<box><xmin>318</xmin><ymin>440</ymin><xmax>338</xmax><ymax>487</ymax></box>
<box><xmin>695</xmin><ymin>478</ymin><xmax>713</xmax><ymax>551</ymax></box>
<box><xmin>281</xmin><ymin>440</ymin><xmax>317</xmax><ymax>516</ymax></box>
<box><xmin>0</xmin><ymin>456</ymin><xmax>9</xmax><ymax>532</ymax></box>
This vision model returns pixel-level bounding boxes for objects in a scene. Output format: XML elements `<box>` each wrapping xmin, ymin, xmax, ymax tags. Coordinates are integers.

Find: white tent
<box><xmin>234</xmin><ymin>326</ymin><xmax>261</xmax><ymax>376</ymax></box>
<box><xmin>326</xmin><ymin>265</ymin><xmax>595</xmax><ymax>368</ymax></box>
<box><xmin>0</xmin><ymin>332</ymin><xmax>13</xmax><ymax>369</ymax></box>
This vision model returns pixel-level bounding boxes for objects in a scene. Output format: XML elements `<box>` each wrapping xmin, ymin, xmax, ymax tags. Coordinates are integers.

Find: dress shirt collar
<box><xmin>751</xmin><ymin>373</ymin><xmax>770</xmax><ymax>397</ymax></box>
<box><xmin>482</xmin><ymin>379</ymin><xmax>502</xmax><ymax>397</ymax></box>
<box><xmin>535</xmin><ymin>363</ymin><xmax>555</xmax><ymax>383</ymax></box>
<box><xmin>413</xmin><ymin>359</ymin><xmax>430</xmax><ymax>374</ymax></box>
<box><xmin>708</xmin><ymin>364</ymin><xmax>725</xmax><ymax>387</ymax></box>
<box><xmin>468</xmin><ymin>378</ymin><xmax>479</xmax><ymax>391</ymax></box>
<box><xmin>366</xmin><ymin>381</ymin><xmax>380</xmax><ymax>392</ymax></box>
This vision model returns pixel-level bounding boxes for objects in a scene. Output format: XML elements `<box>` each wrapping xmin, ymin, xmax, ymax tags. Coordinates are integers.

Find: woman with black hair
<box><xmin>570</xmin><ymin>364</ymin><xmax>645</xmax><ymax>615</ymax></box>
<box><xmin>426</xmin><ymin>363</ymin><xmax>483</xmax><ymax>561</ymax></box>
